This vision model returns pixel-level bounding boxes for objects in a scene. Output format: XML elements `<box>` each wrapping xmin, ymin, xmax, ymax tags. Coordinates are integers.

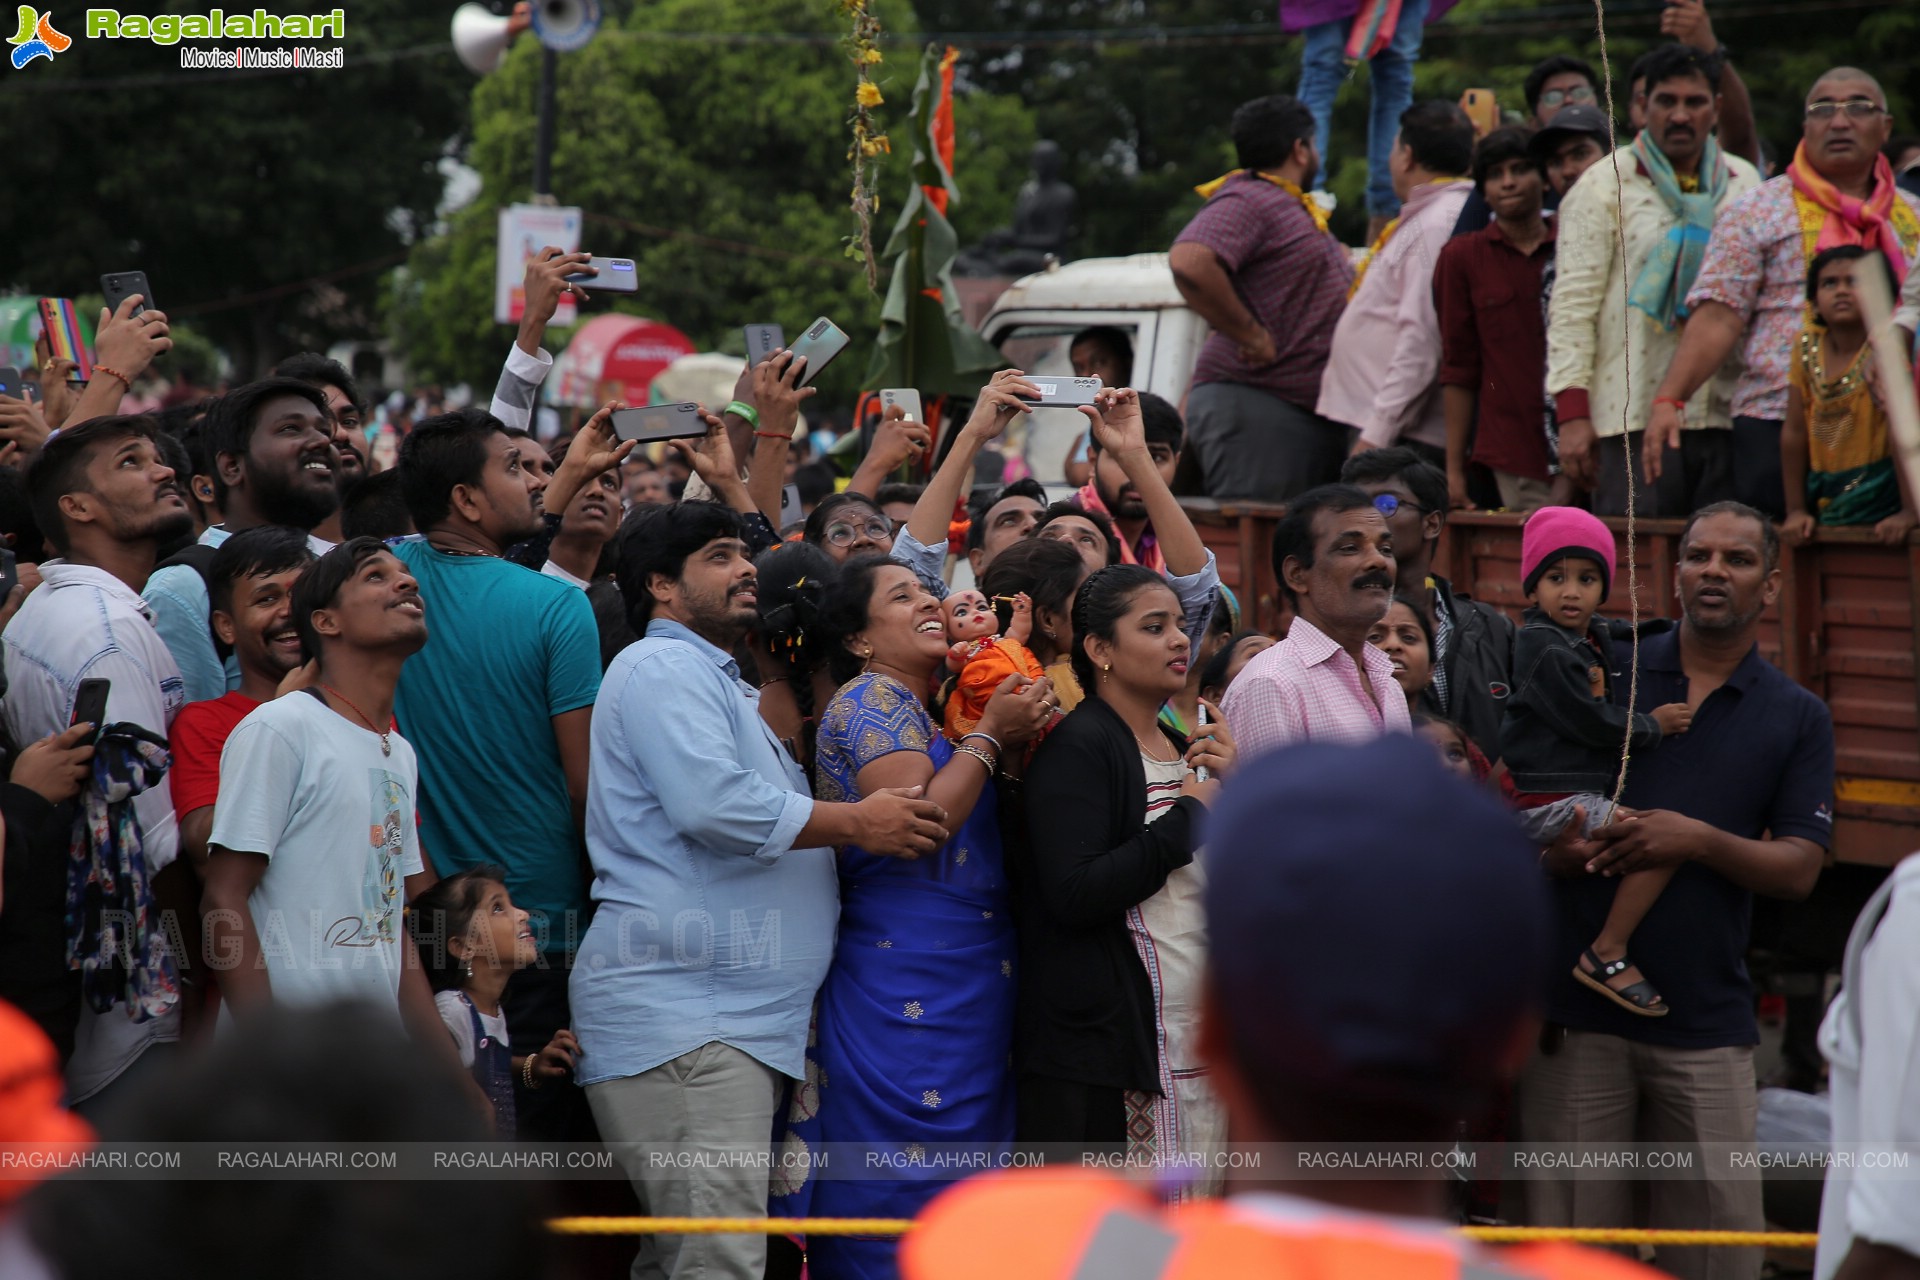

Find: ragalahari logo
<box><xmin>8</xmin><ymin>6</ymin><xmax>71</xmax><ymax>67</ymax></box>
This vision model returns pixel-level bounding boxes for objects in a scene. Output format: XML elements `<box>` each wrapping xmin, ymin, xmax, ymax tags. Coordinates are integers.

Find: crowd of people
<box><xmin>0</xmin><ymin>9</ymin><xmax>1916</xmax><ymax>1280</ymax></box>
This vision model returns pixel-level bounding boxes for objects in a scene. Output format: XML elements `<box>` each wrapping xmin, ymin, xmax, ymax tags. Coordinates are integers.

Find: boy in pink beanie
<box><xmin>1500</xmin><ymin>506</ymin><xmax>1694</xmax><ymax>1018</ymax></box>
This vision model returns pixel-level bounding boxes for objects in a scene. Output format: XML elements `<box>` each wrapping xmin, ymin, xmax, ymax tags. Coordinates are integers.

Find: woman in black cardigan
<box><xmin>1016</xmin><ymin>564</ymin><xmax>1237</xmax><ymax>1166</ymax></box>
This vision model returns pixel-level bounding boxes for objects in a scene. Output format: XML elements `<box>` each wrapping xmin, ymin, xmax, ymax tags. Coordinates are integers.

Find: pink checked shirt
<box><xmin>1221</xmin><ymin>615</ymin><xmax>1412</xmax><ymax>760</ymax></box>
<box><xmin>1687</xmin><ymin>176</ymin><xmax>1920</xmax><ymax>421</ymax></box>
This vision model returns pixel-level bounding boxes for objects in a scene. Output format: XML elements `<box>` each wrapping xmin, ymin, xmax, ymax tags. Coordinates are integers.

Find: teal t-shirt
<box><xmin>392</xmin><ymin>541</ymin><xmax>601</xmax><ymax>952</ymax></box>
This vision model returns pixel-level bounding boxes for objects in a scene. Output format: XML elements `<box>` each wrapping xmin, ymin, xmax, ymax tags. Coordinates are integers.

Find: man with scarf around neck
<box><xmin>1172</xmin><ymin>94</ymin><xmax>1354</xmax><ymax>503</ymax></box>
<box><xmin>1548</xmin><ymin>44</ymin><xmax>1759</xmax><ymax>518</ymax></box>
<box><xmin>1650</xmin><ymin>65</ymin><xmax>1917</xmax><ymax>520</ymax></box>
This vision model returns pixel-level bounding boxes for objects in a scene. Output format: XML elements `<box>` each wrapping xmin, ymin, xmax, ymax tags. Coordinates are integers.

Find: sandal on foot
<box><xmin>1574</xmin><ymin>947</ymin><xmax>1669</xmax><ymax>1017</ymax></box>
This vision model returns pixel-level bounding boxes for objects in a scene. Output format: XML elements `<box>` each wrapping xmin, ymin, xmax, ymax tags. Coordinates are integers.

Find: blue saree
<box><xmin>772</xmin><ymin>673</ymin><xmax>1015</xmax><ymax>1280</ymax></box>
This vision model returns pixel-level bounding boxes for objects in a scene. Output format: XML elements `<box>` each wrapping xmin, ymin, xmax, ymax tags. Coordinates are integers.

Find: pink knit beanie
<box><xmin>1520</xmin><ymin>506</ymin><xmax>1617</xmax><ymax>602</ymax></box>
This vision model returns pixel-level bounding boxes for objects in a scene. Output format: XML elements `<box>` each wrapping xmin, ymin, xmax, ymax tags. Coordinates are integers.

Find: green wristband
<box><xmin>725</xmin><ymin>400</ymin><xmax>760</xmax><ymax>428</ymax></box>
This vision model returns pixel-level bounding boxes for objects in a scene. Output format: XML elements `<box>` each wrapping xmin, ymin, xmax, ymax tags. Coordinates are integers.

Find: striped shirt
<box><xmin>1221</xmin><ymin>615</ymin><xmax>1412</xmax><ymax>761</ymax></box>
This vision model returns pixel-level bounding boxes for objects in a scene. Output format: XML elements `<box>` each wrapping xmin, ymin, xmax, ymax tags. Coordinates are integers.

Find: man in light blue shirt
<box><xmin>573</xmin><ymin>500</ymin><xmax>946</xmax><ymax>1280</ymax></box>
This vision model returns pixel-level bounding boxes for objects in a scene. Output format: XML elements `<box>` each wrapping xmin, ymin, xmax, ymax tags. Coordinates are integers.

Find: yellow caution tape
<box><xmin>545</xmin><ymin>1217</ymin><xmax>1818</xmax><ymax>1247</ymax></box>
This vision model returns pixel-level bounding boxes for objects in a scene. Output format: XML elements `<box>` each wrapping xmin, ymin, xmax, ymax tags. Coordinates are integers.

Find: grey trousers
<box><xmin>1518</xmin><ymin>1031</ymin><xmax>1763</xmax><ymax>1280</ymax></box>
<box><xmin>1186</xmin><ymin>380</ymin><xmax>1353</xmax><ymax>502</ymax></box>
<box><xmin>1590</xmin><ymin>429</ymin><xmax>1734</xmax><ymax>518</ymax></box>
<box><xmin>587</xmin><ymin>1041</ymin><xmax>785</xmax><ymax>1280</ymax></box>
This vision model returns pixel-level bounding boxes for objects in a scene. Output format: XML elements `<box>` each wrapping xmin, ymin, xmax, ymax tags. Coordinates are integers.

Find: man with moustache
<box><xmin>1222</xmin><ymin>484</ymin><xmax>1407</xmax><ymax>758</ymax></box>
<box><xmin>144</xmin><ymin>377</ymin><xmax>341</xmax><ymax>703</ymax></box>
<box><xmin>4</xmin><ymin>415</ymin><xmax>197</xmax><ymax>1112</ymax></box>
<box><xmin>1548</xmin><ymin>44</ymin><xmax>1759</xmax><ymax>516</ymax></box>
<box><xmin>392</xmin><ymin>406</ymin><xmax>608</xmax><ymax>1139</ymax></box>
<box><xmin>1525</xmin><ymin>503</ymin><xmax>1834</xmax><ymax>1280</ymax></box>
<box><xmin>1649</xmin><ymin>67</ymin><xmax>1918</xmax><ymax>519</ymax></box>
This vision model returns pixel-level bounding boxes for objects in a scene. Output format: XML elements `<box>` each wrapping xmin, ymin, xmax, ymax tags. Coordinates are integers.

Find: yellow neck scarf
<box><xmin>1348</xmin><ymin>177</ymin><xmax>1468</xmax><ymax>300</ymax></box>
<box><xmin>1193</xmin><ymin>170</ymin><xmax>1332</xmax><ymax>236</ymax></box>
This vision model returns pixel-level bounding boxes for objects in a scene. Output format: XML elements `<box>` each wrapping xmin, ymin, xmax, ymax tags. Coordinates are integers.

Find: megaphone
<box><xmin>450</xmin><ymin>2</ymin><xmax>521</xmax><ymax>74</ymax></box>
<box><xmin>530</xmin><ymin>0</ymin><xmax>600</xmax><ymax>52</ymax></box>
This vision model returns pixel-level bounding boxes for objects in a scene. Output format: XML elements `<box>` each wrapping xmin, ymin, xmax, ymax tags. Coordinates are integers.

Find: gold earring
<box><xmin>861</xmin><ymin>645</ymin><xmax>874</xmax><ymax>672</ymax></box>
<box><xmin>1102</xmin><ymin>663</ymin><xmax>1112</xmax><ymax>676</ymax></box>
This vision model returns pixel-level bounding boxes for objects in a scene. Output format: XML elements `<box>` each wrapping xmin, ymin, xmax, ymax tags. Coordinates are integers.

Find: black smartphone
<box><xmin>0</xmin><ymin>547</ymin><xmax>15</xmax><ymax>601</ymax></box>
<box><xmin>610</xmin><ymin>402</ymin><xmax>706</xmax><ymax>445</ymax></box>
<box><xmin>744</xmin><ymin>324</ymin><xmax>786</xmax><ymax>366</ymax></box>
<box><xmin>786</xmin><ymin>317</ymin><xmax>850</xmax><ymax>388</ymax></box>
<box><xmin>101</xmin><ymin>271</ymin><xmax>155</xmax><ymax>317</ymax></box>
<box><xmin>565</xmin><ymin>256</ymin><xmax>639</xmax><ymax>293</ymax></box>
<box><xmin>70</xmin><ymin>677</ymin><xmax>110</xmax><ymax>733</ymax></box>
<box><xmin>0</xmin><ymin>367</ymin><xmax>20</xmax><ymax>400</ymax></box>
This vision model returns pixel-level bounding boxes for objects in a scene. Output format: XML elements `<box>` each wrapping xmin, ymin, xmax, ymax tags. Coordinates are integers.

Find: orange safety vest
<box><xmin>902</xmin><ymin>1170</ymin><xmax>1664</xmax><ymax>1280</ymax></box>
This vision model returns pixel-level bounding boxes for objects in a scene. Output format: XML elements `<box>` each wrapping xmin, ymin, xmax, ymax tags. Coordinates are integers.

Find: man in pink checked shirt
<box><xmin>1222</xmin><ymin>484</ymin><xmax>1411</xmax><ymax>758</ymax></box>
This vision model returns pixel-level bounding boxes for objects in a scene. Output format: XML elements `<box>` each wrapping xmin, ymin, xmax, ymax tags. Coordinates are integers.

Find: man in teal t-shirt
<box><xmin>393</xmin><ymin>406</ymin><xmax>605</xmax><ymax>1138</ymax></box>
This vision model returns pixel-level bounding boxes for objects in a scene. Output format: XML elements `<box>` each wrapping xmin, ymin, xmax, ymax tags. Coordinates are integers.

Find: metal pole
<box><xmin>533</xmin><ymin>45</ymin><xmax>557</xmax><ymax>202</ymax></box>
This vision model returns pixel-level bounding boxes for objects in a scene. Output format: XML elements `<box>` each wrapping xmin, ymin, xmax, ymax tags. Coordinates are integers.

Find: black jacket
<box><xmin>1015</xmin><ymin>695</ymin><xmax>1200</xmax><ymax>1094</ymax></box>
<box><xmin>0</xmin><ymin>784</ymin><xmax>80</xmax><ymax>1063</ymax></box>
<box><xmin>1433</xmin><ymin>574</ymin><xmax>1516</xmax><ymax>762</ymax></box>
<box><xmin>1500</xmin><ymin>606</ymin><xmax>1664</xmax><ymax>793</ymax></box>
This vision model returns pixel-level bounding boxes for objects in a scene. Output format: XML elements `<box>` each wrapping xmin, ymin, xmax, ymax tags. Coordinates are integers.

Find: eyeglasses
<box><xmin>1371</xmin><ymin>493</ymin><xmax>1428</xmax><ymax>518</ymax></box>
<box><xmin>1539</xmin><ymin>84</ymin><xmax>1597</xmax><ymax>110</ymax></box>
<box><xmin>1806</xmin><ymin>99</ymin><xmax>1886</xmax><ymax>122</ymax></box>
<box><xmin>823</xmin><ymin>519</ymin><xmax>893</xmax><ymax>547</ymax></box>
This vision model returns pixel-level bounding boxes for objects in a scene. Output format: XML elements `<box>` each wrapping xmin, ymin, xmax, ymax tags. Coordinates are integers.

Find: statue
<box><xmin>955</xmin><ymin>141</ymin><xmax>1078</xmax><ymax>278</ymax></box>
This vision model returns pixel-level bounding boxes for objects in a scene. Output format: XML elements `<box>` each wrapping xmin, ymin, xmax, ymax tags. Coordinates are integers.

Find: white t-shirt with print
<box><xmin>209</xmin><ymin>690</ymin><xmax>425</xmax><ymax>1017</ymax></box>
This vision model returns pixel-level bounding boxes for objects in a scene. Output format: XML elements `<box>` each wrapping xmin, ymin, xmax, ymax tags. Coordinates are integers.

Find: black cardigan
<box><xmin>1014</xmin><ymin>694</ymin><xmax>1203</xmax><ymax>1093</ymax></box>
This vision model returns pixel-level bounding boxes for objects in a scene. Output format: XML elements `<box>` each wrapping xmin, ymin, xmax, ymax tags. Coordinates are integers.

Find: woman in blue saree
<box><xmin>773</xmin><ymin>556</ymin><xmax>1056</xmax><ymax>1280</ymax></box>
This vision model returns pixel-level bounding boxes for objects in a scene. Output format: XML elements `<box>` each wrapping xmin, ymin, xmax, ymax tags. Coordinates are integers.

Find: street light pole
<box><xmin>532</xmin><ymin>45</ymin><xmax>557</xmax><ymax>203</ymax></box>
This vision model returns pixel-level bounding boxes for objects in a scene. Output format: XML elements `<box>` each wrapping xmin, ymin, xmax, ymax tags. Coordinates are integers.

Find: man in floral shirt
<box><xmin>1646</xmin><ymin>67</ymin><xmax>1920</xmax><ymax>519</ymax></box>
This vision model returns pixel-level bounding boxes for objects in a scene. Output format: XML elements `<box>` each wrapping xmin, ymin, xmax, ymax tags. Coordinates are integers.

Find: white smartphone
<box><xmin>879</xmin><ymin>387</ymin><xmax>923</xmax><ymax>422</ymax></box>
<box><xmin>1018</xmin><ymin>375</ymin><xmax>1102</xmax><ymax>407</ymax></box>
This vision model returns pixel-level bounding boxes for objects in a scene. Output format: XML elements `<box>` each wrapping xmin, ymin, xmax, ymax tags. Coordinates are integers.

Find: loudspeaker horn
<box><xmin>450</xmin><ymin>2</ymin><xmax>523</xmax><ymax>74</ymax></box>
<box><xmin>529</xmin><ymin>0</ymin><xmax>601</xmax><ymax>53</ymax></box>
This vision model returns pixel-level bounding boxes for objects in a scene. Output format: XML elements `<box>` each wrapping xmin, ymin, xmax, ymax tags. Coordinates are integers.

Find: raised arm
<box><xmin>1080</xmin><ymin>387</ymin><xmax>1208</xmax><ymax>577</ymax></box>
<box><xmin>64</xmin><ymin>296</ymin><xmax>173</xmax><ymax>429</ymax></box>
<box><xmin>490</xmin><ymin>248</ymin><xmax>592</xmax><ymax>431</ymax></box>
<box><xmin>746</xmin><ymin>350</ymin><xmax>817</xmax><ymax>525</ymax></box>
<box><xmin>902</xmin><ymin>369</ymin><xmax>1039</xmax><ymax>554</ymax></box>
<box><xmin>544</xmin><ymin>400</ymin><xmax>633</xmax><ymax>519</ymax></box>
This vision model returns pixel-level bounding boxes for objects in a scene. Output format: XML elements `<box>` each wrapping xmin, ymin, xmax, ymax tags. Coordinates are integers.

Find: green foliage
<box><xmin>394</xmin><ymin>0</ymin><xmax>1041</xmax><ymax>402</ymax></box>
<box><xmin>0</xmin><ymin>0</ymin><xmax>470</xmax><ymax>377</ymax></box>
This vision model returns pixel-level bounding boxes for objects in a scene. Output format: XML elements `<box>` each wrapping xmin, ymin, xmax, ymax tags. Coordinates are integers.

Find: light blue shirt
<box><xmin>570</xmin><ymin>618</ymin><xmax>837</xmax><ymax>1084</ymax></box>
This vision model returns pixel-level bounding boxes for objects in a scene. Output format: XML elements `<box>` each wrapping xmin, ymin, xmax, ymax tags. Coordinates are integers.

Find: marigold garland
<box><xmin>842</xmin><ymin>0</ymin><xmax>887</xmax><ymax>289</ymax></box>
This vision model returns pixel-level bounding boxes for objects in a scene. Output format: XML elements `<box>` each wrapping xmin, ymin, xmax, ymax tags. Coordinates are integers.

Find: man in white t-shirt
<box><xmin>202</xmin><ymin>538</ymin><xmax>443</xmax><ymax>1031</ymax></box>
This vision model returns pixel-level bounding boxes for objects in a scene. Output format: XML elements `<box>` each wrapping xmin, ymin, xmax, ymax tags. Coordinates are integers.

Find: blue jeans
<box><xmin>1298</xmin><ymin>0</ymin><xmax>1431</xmax><ymax>217</ymax></box>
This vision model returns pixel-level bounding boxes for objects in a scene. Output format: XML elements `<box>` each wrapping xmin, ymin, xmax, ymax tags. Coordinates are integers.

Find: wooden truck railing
<box><xmin>1179</xmin><ymin>498</ymin><xmax>1920</xmax><ymax>868</ymax></box>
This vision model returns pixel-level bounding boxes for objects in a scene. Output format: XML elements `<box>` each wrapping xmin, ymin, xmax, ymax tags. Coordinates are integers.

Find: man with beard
<box><xmin>144</xmin><ymin>378</ymin><xmax>340</xmax><ymax>703</ymax></box>
<box><xmin>1223</xmin><ymin>484</ymin><xmax>1407</xmax><ymax>759</ymax></box>
<box><xmin>1525</xmin><ymin>503</ymin><xmax>1833</xmax><ymax>1280</ymax></box>
<box><xmin>1547</xmin><ymin>44</ymin><xmax>1760</xmax><ymax>517</ymax></box>
<box><xmin>573</xmin><ymin>500</ymin><xmax>947</xmax><ymax>1280</ymax></box>
<box><xmin>1069</xmin><ymin>391</ymin><xmax>1183</xmax><ymax>573</ymax></box>
<box><xmin>392</xmin><ymin>406</ymin><xmax>604</xmax><ymax>1140</ymax></box>
<box><xmin>1650</xmin><ymin>66</ymin><xmax>1916</xmax><ymax>520</ymax></box>
<box><xmin>273</xmin><ymin>352</ymin><xmax>367</xmax><ymax>543</ymax></box>
<box><xmin>4</xmin><ymin>415</ymin><xmax>197</xmax><ymax>1113</ymax></box>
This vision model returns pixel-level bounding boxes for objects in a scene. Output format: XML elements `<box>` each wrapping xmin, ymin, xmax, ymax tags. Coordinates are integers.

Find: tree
<box><xmin>394</xmin><ymin>0</ymin><xmax>1039</xmax><ymax>400</ymax></box>
<box><xmin>0</xmin><ymin>0</ymin><xmax>471</xmax><ymax>376</ymax></box>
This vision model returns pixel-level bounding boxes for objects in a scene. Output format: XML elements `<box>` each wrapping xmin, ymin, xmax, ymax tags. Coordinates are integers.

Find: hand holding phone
<box><xmin>70</xmin><ymin>677</ymin><xmax>111</xmax><ymax>735</ymax></box>
<box><xmin>879</xmin><ymin>387</ymin><xmax>923</xmax><ymax>423</ymax></box>
<box><xmin>611</xmin><ymin>402</ymin><xmax>706</xmax><ymax>446</ymax></box>
<box><xmin>786</xmin><ymin>317</ymin><xmax>850</xmax><ymax>388</ymax></box>
<box><xmin>100</xmin><ymin>271</ymin><xmax>155</xmax><ymax>317</ymax></box>
<box><xmin>37</xmin><ymin>299</ymin><xmax>91</xmax><ymax>384</ymax></box>
<box><xmin>744</xmin><ymin>324</ymin><xmax>786</xmax><ymax>366</ymax></box>
<box><xmin>566</xmin><ymin>256</ymin><xmax>638</xmax><ymax>293</ymax></box>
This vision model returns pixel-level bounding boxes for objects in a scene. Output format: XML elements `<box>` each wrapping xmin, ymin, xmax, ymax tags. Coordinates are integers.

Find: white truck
<box><xmin>977</xmin><ymin>253</ymin><xmax>1207</xmax><ymax>485</ymax></box>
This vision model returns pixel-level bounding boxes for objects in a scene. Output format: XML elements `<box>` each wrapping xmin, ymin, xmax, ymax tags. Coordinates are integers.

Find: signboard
<box><xmin>495</xmin><ymin>203</ymin><xmax>583</xmax><ymax>326</ymax></box>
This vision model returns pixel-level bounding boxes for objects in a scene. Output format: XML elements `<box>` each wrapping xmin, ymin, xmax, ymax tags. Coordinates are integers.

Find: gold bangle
<box><xmin>521</xmin><ymin>1054</ymin><xmax>538</xmax><ymax>1091</ymax></box>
